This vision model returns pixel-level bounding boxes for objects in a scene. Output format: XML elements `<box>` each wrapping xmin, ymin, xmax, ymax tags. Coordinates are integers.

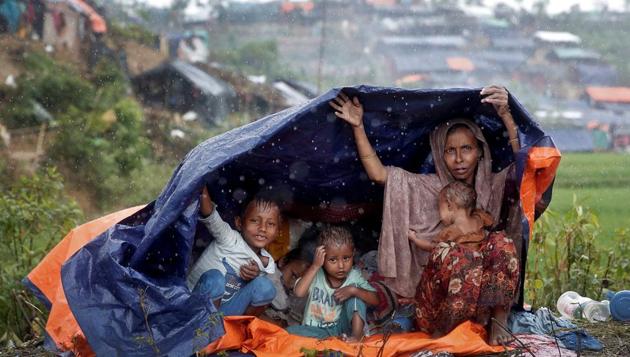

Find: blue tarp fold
<box><xmin>57</xmin><ymin>85</ymin><xmax>552</xmax><ymax>355</ymax></box>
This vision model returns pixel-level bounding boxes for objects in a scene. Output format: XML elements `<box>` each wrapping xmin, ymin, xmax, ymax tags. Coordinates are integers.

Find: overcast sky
<box><xmin>142</xmin><ymin>0</ymin><xmax>628</xmax><ymax>14</ymax></box>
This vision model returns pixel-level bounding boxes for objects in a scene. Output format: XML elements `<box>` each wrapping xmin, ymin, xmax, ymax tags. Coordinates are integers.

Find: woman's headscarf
<box><xmin>379</xmin><ymin>119</ymin><xmax>509</xmax><ymax>298</ymax></box>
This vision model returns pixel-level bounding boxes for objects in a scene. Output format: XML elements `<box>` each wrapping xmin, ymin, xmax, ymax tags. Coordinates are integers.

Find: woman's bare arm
<box><xmin>330</xmin><ymin>92</ymin><xmax>388</xmax><ymax>184</ymax></box>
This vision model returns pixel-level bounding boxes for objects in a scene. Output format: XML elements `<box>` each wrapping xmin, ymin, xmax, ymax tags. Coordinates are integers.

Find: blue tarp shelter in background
<box><xmin>25</xmin><ymin>86</ymin><xmax>559</xmax><ymax>356</ymax></box>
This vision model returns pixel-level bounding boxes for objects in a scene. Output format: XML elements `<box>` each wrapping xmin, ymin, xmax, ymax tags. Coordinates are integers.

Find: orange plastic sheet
<box><xmin>519</xmin><ymin>146</ymin><xmax>562</xmax><ymax>237</ymax></box>
<box><xmin>27</xmin><ymin>206</ymin><xmax>144</xmax><ymax>356</ymax></box>
<box><xmin>203</xmin><ymin>317</ymin><xmax>506</xmax><ymax>357</ymax></box>
<box><xmin>69</xmin><ymin>0</ymin><xmax>107</xmax><ymax>33</ymax></box>
<box><xmin>28</xmin><ymin>204</ymin><xmax>506</xmax><ymax>356</ymax></box>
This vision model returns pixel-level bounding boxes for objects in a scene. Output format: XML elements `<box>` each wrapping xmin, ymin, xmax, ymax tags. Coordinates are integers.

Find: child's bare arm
<box><xmin>200</xmin><ymin>186</ymin><xmax>214</xmax><ymax>217</ymax></box>
<box><xmin>333</xmin><ymin>286</ymin><xmax>380</xmax><ymax>306</ymax></box>
<box><xmin>293</xmin><ymin>245</ymin><xmax>326</xmax><ymax>298</ymax></box>
<box><xmin>408</xmin><ymin>229</ymin><xmax>436</xmax><ymax>251</ymax></box>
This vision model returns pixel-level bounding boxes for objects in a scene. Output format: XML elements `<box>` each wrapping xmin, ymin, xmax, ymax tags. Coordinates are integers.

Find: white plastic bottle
<box><xmin>582</xmin><ymin>300</ymin><xmax>611</xmax><ymax>322</ymax></box>
<box><xmin>557</xmin><ymin>291</ymin><xmax>592</xmax><ymax>319</ymax></box>
<box><xmin>557</xmin><ymin>291</ymin><xmax>611</xmax><ymax>322</ymax></box>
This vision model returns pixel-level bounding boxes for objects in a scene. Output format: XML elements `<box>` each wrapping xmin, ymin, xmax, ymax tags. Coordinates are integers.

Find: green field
<box><xmin>546</xmin><ymin>152</ymin><xmax>630</xmax><ymax>242</ymax></box>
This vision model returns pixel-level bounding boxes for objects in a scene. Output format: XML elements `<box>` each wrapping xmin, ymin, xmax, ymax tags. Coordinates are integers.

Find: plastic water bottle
<box><xmin>557</xmin><ymin>291</ymin><xmax>592</xmax><ymax>319</ymax></box>
<box><xmin>582</xmin><ymin>300</ymin><xmax>611</xmax><ymax>322</ymax></box>
<box><xmin>556</xmin><ymin>291</ymin><xmax>610</xmax><ymax>322</ymax></box>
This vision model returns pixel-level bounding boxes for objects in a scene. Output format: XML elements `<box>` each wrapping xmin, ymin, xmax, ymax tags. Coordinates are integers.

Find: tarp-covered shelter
<box><xmin>25</xmin><ymin>86</ymin><xmax>560</xmax><ymax>356</ymax></box>
<box><xmin>42</xmin><ymin>0</ymin><xmax>106</xmax><ymax>57</ymax></box>
<box><xmin>132</xmin><ymin>60</ymin><xmax>238</xmax><ymax>126</ymax></box>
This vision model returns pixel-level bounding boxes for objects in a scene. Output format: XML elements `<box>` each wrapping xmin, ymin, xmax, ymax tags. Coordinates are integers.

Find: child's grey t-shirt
<box><xmin>186</xmin><ymin>207</ymin><xmax>275</xmax><ymax>289</ymax></box>
<box><xmin>301</xmin><ymin>268</ymin><xmax>375</xmax><ymax>328</ymax></box>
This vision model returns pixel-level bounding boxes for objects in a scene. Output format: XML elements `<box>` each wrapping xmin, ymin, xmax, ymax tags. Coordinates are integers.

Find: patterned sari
<box><xmin>415</xmin><ymin>231</ymin><xmax>520</xmax><ymax>335</ymax></box>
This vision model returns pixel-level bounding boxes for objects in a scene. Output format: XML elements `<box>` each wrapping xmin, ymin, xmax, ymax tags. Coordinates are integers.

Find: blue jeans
<box><xmin>286</xmin><ymin>297</ymin><xmax>368</xmax><ymax>338</ymax></box>
<box><xmin>193</xmin><ymin>263</ymin><xmax>276</xmax><ymax>316</ymax></box>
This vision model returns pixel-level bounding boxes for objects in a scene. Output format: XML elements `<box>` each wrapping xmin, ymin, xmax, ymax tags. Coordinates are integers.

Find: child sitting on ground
<box><xmin>408</xmin><ymin>180</ymin><xmax>493</xmax><ymax>252</ymax></box>
<box><xmin>264</xmin><ymin>238</ymin><xmax>316</xmax><ymax>326</ymax></box>
<box><xmin>187</xmin><ymin>186</ymin><xmax>281</xmax><ymax>317</ymax></box>
<box><xmin>287</xmin><ymin>226</ymin><xmax>379</xmax><ymax>341</ymax></box>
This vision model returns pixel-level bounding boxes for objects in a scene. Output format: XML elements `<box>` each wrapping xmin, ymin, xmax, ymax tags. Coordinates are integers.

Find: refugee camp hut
<box><xmin>195</xmin><ymin>62</ymin><xmax>288</xmax><ymax>116</ymax></box>
<box><xmin>572</xmin><ymin>63</ymin><xmax>618</xmax><ymax>86</ymax></box>
<box><xmin>490</xmin><ymin>36</ymin><xmax>535</xmax><ymax>54</ymax></box>
<box><xmin>385</xmin><ymin>51</ymin><xmax>481</xmax><ymax>88</ymax></box>
<box><xmin>378</xmin><ymin>35</ymin><xmax>474</xmax><ymax>86</ymax></box>
<box><xmin>531</xmin><ymin>31</ymin><xmax>581</xmax><ymax>64</ymax></box>
<box><xmin>42</xmin><ymin>0</ymin><xmax>107</xmax><ymax>60</ymax></box>
<box><xmin>585</xmin><ymin>86</ymin><xmax>630</xmax><ymax>111</ymax></box>
<box><xmin>216</xmin><ymin>0</ymin><xmax>281</xmax><ymax>23</ymax></box>
<box><xmin>271</xmin><ymin>79</ymin><xmax>311</xmax><ymax>107</ymax></box>
<box><xmin>545</xmin><ymin>127</ymin><xmax>594</xmax><ymax>152</ymax></box>
<box><xmin>132</xmin><ymin>60</ymin><xmax>237</xmax><ymax>126</ymax></box>
<box><xmin>543</xmin><ymin>48</ymin><xmax>618</xmax><ymax>87</ymax></box>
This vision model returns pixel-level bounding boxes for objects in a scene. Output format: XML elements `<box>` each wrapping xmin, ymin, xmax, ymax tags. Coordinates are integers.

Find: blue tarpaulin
<box><xmin>27</xmin><ymin>85</ymin><xmax>559</xmax><ymax>356</ymax></box>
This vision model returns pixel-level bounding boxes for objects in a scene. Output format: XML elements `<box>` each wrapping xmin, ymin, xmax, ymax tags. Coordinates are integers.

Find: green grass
<box><xmin>546</xmin><ymin>152</ymin><xmax>630</xmax><ymax>243</ymax></box>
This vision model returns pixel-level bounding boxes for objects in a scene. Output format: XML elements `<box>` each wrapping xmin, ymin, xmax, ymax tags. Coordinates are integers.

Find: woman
<box><xmin>329</xmin><ymin>85</ymin><xmax>521</xmax><ymax>345</ymax></box>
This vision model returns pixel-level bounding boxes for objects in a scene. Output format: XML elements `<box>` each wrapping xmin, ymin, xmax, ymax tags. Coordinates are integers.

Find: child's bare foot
<box><xmin>488</xmin><ymin>308</ymin><xmax>513</xmax><ymax>345</ymax></box>
<box><xmin>341</xmin><ymin>334</ymin><xmax>359</xmax><ymax>343</ymax></box>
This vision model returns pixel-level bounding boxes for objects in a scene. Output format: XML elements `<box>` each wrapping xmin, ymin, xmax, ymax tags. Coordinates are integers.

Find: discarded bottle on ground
<box><xmin>605</xmin><ymin>289</ymin><xmax>630</xmax><ymax>321</ymax></box>
<box><xmin>556</xmin><ymin>291</ymin><xmax>610</xmax><ymax>322</ymax></box>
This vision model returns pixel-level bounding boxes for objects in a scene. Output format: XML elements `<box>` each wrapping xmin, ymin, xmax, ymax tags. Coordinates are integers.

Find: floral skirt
<box><xmin>415</xmin><ymin>231</ymin><xmax>519</xmax><ymax>335</ymax></box>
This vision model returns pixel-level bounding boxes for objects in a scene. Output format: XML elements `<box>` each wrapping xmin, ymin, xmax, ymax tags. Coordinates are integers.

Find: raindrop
<box><xmin>233</xmin><ymin>189</ymin><xmax>247</xmax><ymax>202</ymax></box>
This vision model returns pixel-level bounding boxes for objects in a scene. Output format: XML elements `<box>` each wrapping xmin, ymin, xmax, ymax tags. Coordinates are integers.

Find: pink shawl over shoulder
<box><xmin>378</xmin><ymin>119</ymin><xmax>511</xmax><ymax>298</ymax></box>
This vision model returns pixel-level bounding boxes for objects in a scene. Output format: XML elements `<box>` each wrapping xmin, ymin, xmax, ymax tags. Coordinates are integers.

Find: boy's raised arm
<box><xmin>198</xmin><ymin>185</ymin><xmax>239</xmax><ymax>246</ymax></box>
<box><xmin>200</xmin><ymin>186</ymin><xmax>214</xmax><ymax>217</ymax></box>
<box><xmin>294</xmin><ymin>245</ymin><xmax>326</xmax><ymax>297</ymax></box>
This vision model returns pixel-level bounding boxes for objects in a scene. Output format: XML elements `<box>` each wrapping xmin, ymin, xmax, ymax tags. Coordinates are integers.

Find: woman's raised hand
<box><xmin>480</xmin><ymin>85</ymin><xmax>510</xmax><ymax>117</ymax></box>
<box><xmin>329</xmin><ymin>92</ymin><xmax>364</xmax><ymax>128</ymax></box>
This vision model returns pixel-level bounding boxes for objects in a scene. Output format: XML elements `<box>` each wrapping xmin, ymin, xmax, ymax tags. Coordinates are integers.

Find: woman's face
<box><xmin>443</xmin><ymin>127</ymin><xmax>480</xmax><ymax>185</ymax></box>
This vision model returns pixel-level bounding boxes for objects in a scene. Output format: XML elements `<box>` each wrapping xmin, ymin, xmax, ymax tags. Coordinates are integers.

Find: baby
<box><xmin>408</xmin><ymin>181</ymin><xmax>493</xmax><ymax>251</ymax></box>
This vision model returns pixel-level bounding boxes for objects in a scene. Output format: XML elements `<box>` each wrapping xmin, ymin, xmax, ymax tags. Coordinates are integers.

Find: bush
<box><xmin>526</xmin><ymin>195</ymin><xmax>630</xmax><ymax>308</ymax></box>
<box><xmin>48</xmin><ymin>97</ymin><xmax>149</xmax><ymax>206</ymax></box>
<box><xmin>110</xmin><ymin>21</ymin><xmax>158</xmax><ymax>48</ymax></box>
<box><xmin>0</xmin><ymin>168</ymin><xmax>83</xmax><ymax>343</ymax></box>
<box><xmin>1</xmin><ymin>52</ymin><xmax>95</xmax><ymax>129</ymax></box>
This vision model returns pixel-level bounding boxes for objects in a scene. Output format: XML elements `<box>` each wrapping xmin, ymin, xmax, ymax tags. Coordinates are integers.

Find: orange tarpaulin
<box><xmin>519</xmin><ymin>146</ymin><xmax>562</xmax><ymax>239</ymax></box>
<box><xmin>204</xmin><ymin>317</ymin><xmax>506</xmax><ymax>356</ymax></box>
<box><xmin>26</xmin><ymin>206</ymin><xmax>144</xmax><ymax>355</ymax></box>
<box><xmin>27</xmin><ymin>206</ymin><xmax>507</xmax><ymax>356</ymax></box>
<box><xmin>69</xmin><ymin>0</ymin><xmax>107</xmax><ymax>33</ymax></box>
